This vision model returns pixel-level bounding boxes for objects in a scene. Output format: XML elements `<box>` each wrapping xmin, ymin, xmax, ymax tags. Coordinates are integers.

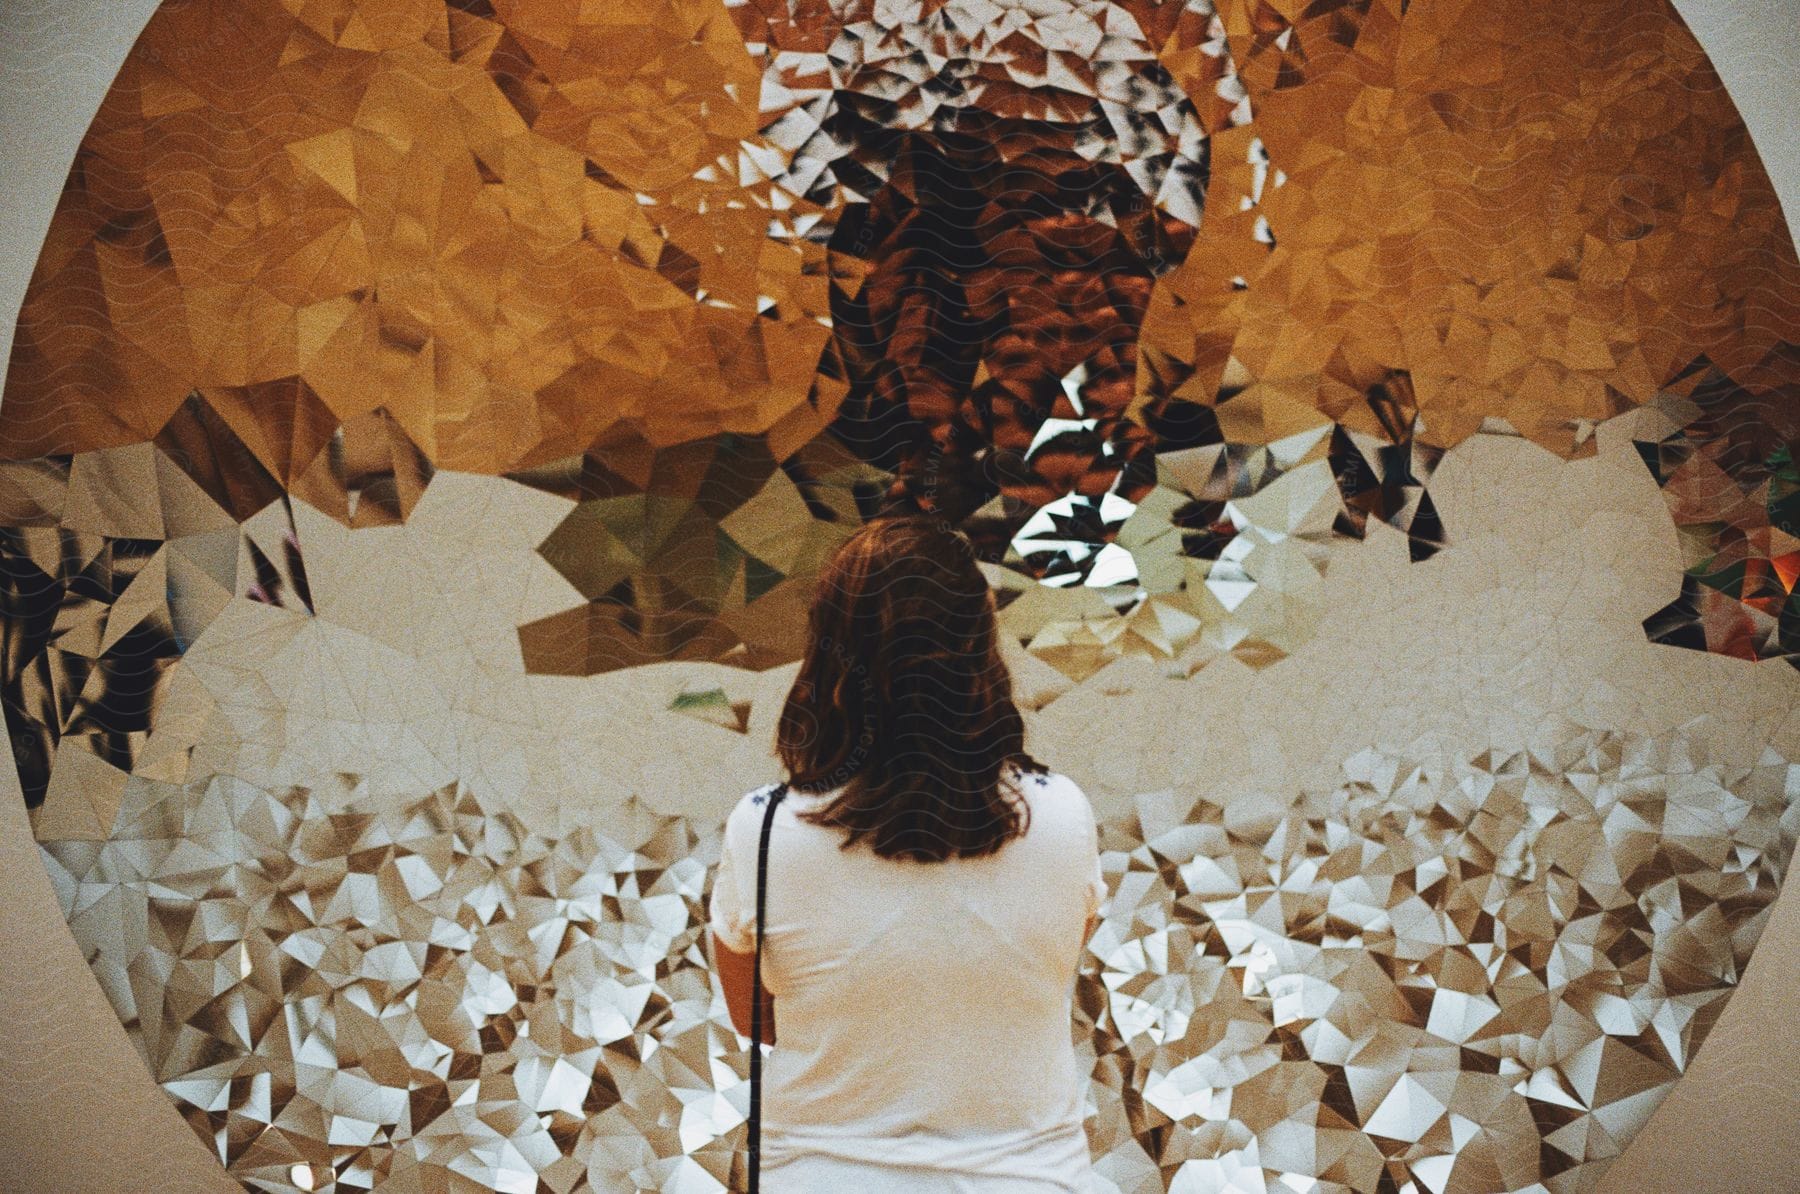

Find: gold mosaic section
<box><xmin>5</xmin><ymin>0</ymin><xmax>1797</xmax><ymax>678</ymax></box>
<box><xmin>35</xmin><ymin>719</ymin><xmax>1798</xmax><ymax>1192</ymax></box>
<box><xmin>2</xmin><ymin>0</ymin><xmax>837</xmax><ymax>472</ymax></box>
<box><xmin>1140</xmin><ymin>0</ymin><xmax>1800</xmax><ymax>457</ymax></box>
<box><xmin>1188</xmin><ymin>16</ymin><xmax>1783</xmax><ymax>450</ymax></box>
<box><xmin>512</xmin><ymin>428</ymin><xmax>887</xmax><ymax>673</ymax></box>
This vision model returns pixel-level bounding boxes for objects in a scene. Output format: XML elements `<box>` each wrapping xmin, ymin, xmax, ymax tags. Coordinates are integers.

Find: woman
<box><xmin>708</xmin><ymin>513</ymin><xmax>1108</xmax><ymax>1192</ymax></box>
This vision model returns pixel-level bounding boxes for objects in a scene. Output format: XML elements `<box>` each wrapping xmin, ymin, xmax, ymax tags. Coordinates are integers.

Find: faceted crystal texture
<box><xmin>35</xmin><ymin>724</ymin><xmax>1799</xmax><ymax>1191</ymax></box>
<box><xmin>4</xmin><ymin>0</ymin><xmax>1797</xmax><ymax>687</ymax></box>
<box><xmin>4</xmin><ymin>0</ymin><xmax>1800</xmax><ymax>1190</ymax></box>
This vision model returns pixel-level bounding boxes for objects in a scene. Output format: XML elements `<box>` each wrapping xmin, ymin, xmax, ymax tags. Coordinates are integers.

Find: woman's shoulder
<box><xmin>722</xmin><ymin>779</ymin><xmax>786</xmax><ymax>840</ymax></box>
<box><xmin>1009</xmin><ymin>761</ymin><xmax>1084</xmax><ymax>795</ymax></box>
<box><xmin>1009</xmin><ymin>764</ymin><xmax>1096</xmax><ymax>829</ymax></box>
<box><xmin>725</xmin><ymin>777</ymin><xmax>837</xmax><ymax>836</ymax></box>
<box><xmin>727</xmin><ymin>778</ymin><xmax>787</xmax><ymax>818</ymax></box>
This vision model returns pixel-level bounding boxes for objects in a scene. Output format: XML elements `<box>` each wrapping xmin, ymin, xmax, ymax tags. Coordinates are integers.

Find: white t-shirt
<box><xmin>708</xmin><ymin>764</ymin><xmax>1108</xmax><ymax>1192</ymax></box>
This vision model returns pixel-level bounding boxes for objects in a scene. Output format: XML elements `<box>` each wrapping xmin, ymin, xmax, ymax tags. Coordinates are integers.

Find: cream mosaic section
<box><xmin>37</xmin><ymin>719</ymin><xmax>1800</xmax><ymax>1192</ymax></box>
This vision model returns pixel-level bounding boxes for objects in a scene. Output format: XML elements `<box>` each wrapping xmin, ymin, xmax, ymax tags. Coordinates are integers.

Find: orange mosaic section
<box><xmin>2</xmin><ymin>0</ymin><xmax>840</xmax><ymax>474</ymax></box>
<box><xmin>1135</xmin><ymin>0</ymin><xmax>1800</xmax><ymax>461</ymax></box>
<box><xmin>2</xmin><ymin>0</ymin><xmax>1796</xmax><ymax>677</ymax></box>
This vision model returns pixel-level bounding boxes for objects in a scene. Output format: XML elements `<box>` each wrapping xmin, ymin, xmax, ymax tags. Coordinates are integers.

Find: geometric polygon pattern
<box><xmin>36</xmin><ymin>719</ymin><xmax>1798</xmax><ymax>1191</ymax></box>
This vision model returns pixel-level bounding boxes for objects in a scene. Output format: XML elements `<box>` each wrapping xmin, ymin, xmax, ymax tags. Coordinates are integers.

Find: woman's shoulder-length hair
<box><xmin>775</xmin><ymin>512</ymin><xmax>1045</xmax><ymax>862</ymax></box>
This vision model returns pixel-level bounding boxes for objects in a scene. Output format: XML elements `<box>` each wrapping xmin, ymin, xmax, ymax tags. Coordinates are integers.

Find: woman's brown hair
<box><xmin>775</xmin><ymin>513</ymin><xmax>1044</xmax><ymax>861</ymax></box>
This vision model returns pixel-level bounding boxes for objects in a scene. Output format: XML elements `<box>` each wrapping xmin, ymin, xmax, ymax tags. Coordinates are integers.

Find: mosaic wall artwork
<box><xmin>6</xmin><ymin>0</ymin><xmax>1798</xmax><ymax>706</ymax></box>
<box><xmin>5</xmin><ymin>0</ymin><xmax>1800</xmax><ymax>1191</ymax></box>
<box><xmin>35</xmin><ymin>721</ymin><xmax>1800</xmax><ymax>1192</ymax></box>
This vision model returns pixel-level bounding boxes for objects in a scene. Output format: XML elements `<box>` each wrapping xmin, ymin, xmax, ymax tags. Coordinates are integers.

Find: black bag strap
<box><xmin>747</xmin><ymin>780</ymin><xmax>788</xmax><ymax>1193</ymax></box>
